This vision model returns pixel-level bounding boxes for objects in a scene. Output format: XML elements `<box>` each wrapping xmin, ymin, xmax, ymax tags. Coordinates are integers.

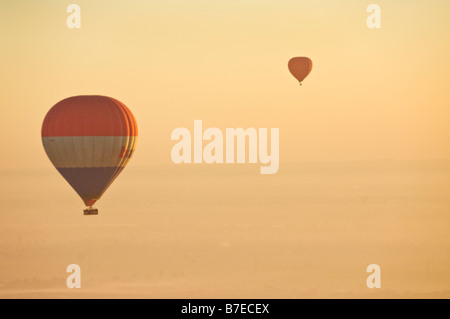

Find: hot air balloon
<box><xmin>288</xmin><ymin>57</ymin><xmax>313</xmax><ymax>85</ymax></box>
<box><xmin>41</xmin><ymin>95</ymin><xmax>138</xmax><ymax>215</ymax></box>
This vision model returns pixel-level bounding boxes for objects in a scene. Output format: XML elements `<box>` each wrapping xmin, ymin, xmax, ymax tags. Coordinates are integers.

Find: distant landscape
<box><xmin>0</xmin><ymin>160</ymin><xmax>449</xmax><ymax>298</ymax></box>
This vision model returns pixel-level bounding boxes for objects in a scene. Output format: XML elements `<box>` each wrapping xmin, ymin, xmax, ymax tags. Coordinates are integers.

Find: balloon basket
<box><xmin>84</xmin><ymin>207</ymin><xmax>98</xmax><ymax>215</ymax></box>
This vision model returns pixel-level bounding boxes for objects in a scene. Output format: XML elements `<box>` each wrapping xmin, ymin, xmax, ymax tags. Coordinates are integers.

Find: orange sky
<box><xmin>1</xmin><ymin>0</ymin><xmax>449</xmax><ymax>169</ymax></box>
<box><xmin>0</xmin><ymin>1</ymin><xmax>449</xmax><ymax>299</ymax></box>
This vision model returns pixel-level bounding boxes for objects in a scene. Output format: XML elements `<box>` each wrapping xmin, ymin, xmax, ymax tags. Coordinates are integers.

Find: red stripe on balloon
<box><xmin>42</xmin><ymin>95</ymin><xmax>138</xmax><ymax>137</ymax></box>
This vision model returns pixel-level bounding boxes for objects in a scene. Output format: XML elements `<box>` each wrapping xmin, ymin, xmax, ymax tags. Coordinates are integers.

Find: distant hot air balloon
<box><xmin>288</xmin><ymin>57</ymin><xmax>313</xmax><ymax>85</ymax></box>
<box><xmin>41</xmin><ymin>95</ymin><xmax>138</xmax><ymax>215</ymax></box>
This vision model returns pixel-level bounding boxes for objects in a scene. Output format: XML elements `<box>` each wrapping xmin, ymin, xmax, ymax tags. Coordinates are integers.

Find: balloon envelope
<box><xmin>288</xmin><ymin>57</ymin><xmax>313</xmax><ymax>84</ymax></box>
<box><xmin>42</xmin><ymin>95</ymin><xmax>138</xmax><ymax>207</ymax></box>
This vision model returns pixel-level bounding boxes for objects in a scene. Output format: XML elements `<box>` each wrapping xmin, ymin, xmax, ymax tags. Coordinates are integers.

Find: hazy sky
<box><xmin>1</xmin><ymin>0</ymin><xmax>449</xmax><ymax>169</ymax></box>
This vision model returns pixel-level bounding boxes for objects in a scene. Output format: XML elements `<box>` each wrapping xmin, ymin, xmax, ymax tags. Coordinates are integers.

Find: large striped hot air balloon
<box><xmin>41</xmin><ymin>95</ymin><xmax>138</xmax><ymax>215</ymax></box>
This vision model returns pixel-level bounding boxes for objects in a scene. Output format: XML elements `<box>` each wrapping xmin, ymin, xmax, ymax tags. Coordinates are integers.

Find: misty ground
<box><xmin>0</xmin><ymin>160</ymin><xmax>449</xmax><ymax>298</ymax></box>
